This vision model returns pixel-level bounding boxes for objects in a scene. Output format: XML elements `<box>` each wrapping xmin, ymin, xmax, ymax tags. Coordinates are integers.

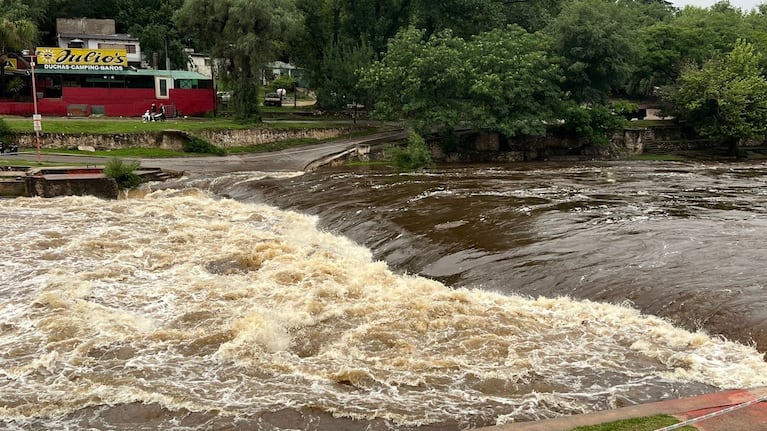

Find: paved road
<box><xmin>4</xmin><ymin>129</ymin><xmax>407</xmax><ymax>174</ymax></box>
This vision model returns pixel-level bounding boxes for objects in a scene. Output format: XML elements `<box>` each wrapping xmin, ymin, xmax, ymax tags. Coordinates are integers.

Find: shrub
<box><xmin>8</xmin><ymin>78</ymin><xmax>24</xmax><ymax>101</ymax></box>
<box><xmin>388</xmin><ymin>130</ymin><xmax>433</xmax><ymax>172</ymax></box>
<box><xmin>0</xmin><ymin>117</ymin><xmax>10</xmax><ymax>139</ymax></box>
<box><xmin>183</xmin><ymin>136</ymin><xmax>226</xmax><ymax>155</ymax></box>
<box><xmin>560</xmin><ymin>103</ymin><xmax>626</xmax><ymax>146</ymax></box>
<box><xmin>104</xmin><ymin>158</ymin><xmax>142</xmax><ymax>190</ymax></box>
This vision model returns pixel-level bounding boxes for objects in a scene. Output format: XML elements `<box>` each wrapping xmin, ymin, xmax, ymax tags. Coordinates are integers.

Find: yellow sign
<box><xmin>3</xmin><ymin>58</ymin><xmax>17</xmax><ymax>70</ymax></box>
<box><xmin>35</xmin><ymin>47</ymin><xmax>127</xmax><ymax>71</ymax></box>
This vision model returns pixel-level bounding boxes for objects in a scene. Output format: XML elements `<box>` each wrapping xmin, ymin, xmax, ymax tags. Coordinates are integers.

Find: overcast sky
<box><xmin>670</xmin><ymin>0</ymin><xmax>763</xmax><ymax>11</ymax></box>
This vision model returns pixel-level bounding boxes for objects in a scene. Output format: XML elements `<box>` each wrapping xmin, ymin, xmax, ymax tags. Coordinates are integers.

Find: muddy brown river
<box><xmin>222</xmin><ymin>161</ymin><xmax>767</xmax><ymax>353</ymax></box>
<box><xmin>3</xmin><ymin>160</ymin><xmax>767</xmax><ymax>430</ymax></box>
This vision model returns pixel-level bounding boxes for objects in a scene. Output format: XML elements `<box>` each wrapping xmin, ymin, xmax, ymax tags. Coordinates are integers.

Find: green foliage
<box><xmin>570</xmin><ymin>414</ymin><xmax>696</xmax><ymax>431</ymax></box>
<box><xmin>293</xmin><ymin>0</ymin><xmax>412</xmax><ymax>105</ymax></box>
<box><xmin>546</xmin><ymin>0</ymin><xmax>637</xmax><ymax>103</ymax></box>
<box><xmin>410</xmin><ymin>0</ymin><xmax>507</xmax><ymax>39</ymax></box>
<box><xmin>0</xmin><ymin>0</ymin><xmax>32</xmax><ymax>21</ymax></box>
<box><xmin>0</xmin><ymin>16</ymin><xmax>37</xmax><ymax>97</ymax></box>
<box><xmin>360</xmin><ymin>25</ymin><xmax>564</xmax><ymax>138</ymax></box>
<box><xmin>117</xmin><ymin>0</ymin><xmax>187</xmax><ymax>69</ymax></box>
<box><xmin>7</xmin><ymin>77</ymin><xmax>23</xmax><ymax>100</ymax></box>
<box><xmin>0</xmin><ymin>117</ymin><xmax>10</xmax><ymax>138</ymax></box>
<box><xmin>629</xmin><ymin>3</ymin><xmax>767</xmax><ymax>97</ymax></box>
<box><xmin>1</xmin><ymin>117</ymin><xmax>344</xmax><ymax>133</ymax></box>
<box><xmin>611</xmin><ymin>100</ymin><xmax>639</xmax><ymax>115</ymax></box>
<box><xmin>315</xmin><ymin>38</ymin><xmax>374</xmax><ymax>108</ymax></box>
<box><xmin>175</xmin><ymin>0</ymin><xmax>302</xmax><ymax>122</ymax></box>
<box><xmin>270</xmin><ymin>75</ymin><xmax>298</xmax><ymax>92</ymax></box>
<box><xmin>387</xmin><ymin>130</ymin><xmax>433</xmax><ymax>172</ymax></box>
<box><xmin>182</xmin><ymin>136</ymin><xmax>226</xmax><ymax>155</ymax></box>
<box><xmin>666</xmin><ymin>39</ymin><xmax>767</xmax><ymax>148</ymax></box>
<box><xmin>560</xmin><ymin>103</ymin><xmax>627</xmax><ymax>146</ymax></box>
<box><xmin>103</xmin><ymin>158</ymin><xmax>142</xmax><ymax>190</ymax></box>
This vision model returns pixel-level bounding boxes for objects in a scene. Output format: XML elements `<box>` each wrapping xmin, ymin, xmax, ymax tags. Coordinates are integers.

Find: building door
<box><xmin>155</xmin><ymin>77</ymin><xmax>172</xmax><ymax>99</ymax></box>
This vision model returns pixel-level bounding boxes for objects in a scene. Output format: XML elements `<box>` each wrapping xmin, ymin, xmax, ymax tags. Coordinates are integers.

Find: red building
<box><xmin>1</xmin><ymin>47</ymin><xmax>215</xmax><ymax>118</ymax></box>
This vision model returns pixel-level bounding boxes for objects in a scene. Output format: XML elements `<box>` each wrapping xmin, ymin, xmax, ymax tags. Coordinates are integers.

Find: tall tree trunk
<box><xmin>0</xmin><ymin>53</ymin><xmax>7</xmax><ymax>98</ymax></box>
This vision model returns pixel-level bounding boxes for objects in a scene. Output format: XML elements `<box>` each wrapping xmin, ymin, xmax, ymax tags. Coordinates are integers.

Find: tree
<box><xmin>666</xmin><ymin>39</ymin><xmax>767</xmax><ymax>153</ymax></box>
<box><xmin>0</xmin><ymin>16</ymin><xmax>37</xmax><ymax>98</ymax></box>
<box><xmin>388</xmin><ymin>130</ymin><xmax>433</xmax><ymax>172</ymax></box>
<box><xmin>360</xmin><ymin>27</ymin><xmax>468</xmax><ymax>134</ymax></box>
<box><xmin>360</xmin><ymin>25</ymin><xmax>564</xmax><ymax>138</ymax></box>
<box><xmin>116</xmin><ymin>0</ymin><xmax>188</xmax><ymax>70</ymax></box>
<box><xmin>175</xmin><ymin>0</ymin><xmax>302</xmax><ymax>122</ymax></box>
<box><xmin>547</xmin><ymin>0</ymin><xmax>637</xmax><ymax>104</ymax></box>
<box><xmin>630</xmin><ymin>3</ymin><xmax>756</xmax><ymax>97</ymax></box>
<box><xmin>409</xmin><ymin>0</ymin><xmax>507</xmax><ymax>39</ymax></box>
<box><xmin>292</xmin><ymin>0</ymin><xmax>409</xmax><ymax>108</ymax></box>
<box><xmin>315</xmin><ymin>38</ymin><xmax>374</xmax><ymax>107</ymax></box>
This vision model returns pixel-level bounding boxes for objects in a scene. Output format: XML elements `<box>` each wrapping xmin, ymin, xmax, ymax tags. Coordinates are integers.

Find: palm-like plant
<box><xmin>0</xmin><ymin>18</ymin><xmax>37</xmax><ymax>98</ymax></box>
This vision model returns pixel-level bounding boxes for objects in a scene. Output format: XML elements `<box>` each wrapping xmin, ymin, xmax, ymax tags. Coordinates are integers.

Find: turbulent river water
<box><xmin>3</xmin><ymin>160</ymin><xmax>767</xmax><ymax>430</ymax></box>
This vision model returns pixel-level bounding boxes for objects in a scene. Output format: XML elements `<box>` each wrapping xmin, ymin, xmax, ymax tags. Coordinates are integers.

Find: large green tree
<box><xmin>175</xmin><ymin>0</ymin><xmax>301</xmax><ymax>122</ymax></box>
<box><xmin>293</xmin><ymin>0</ymin><xmax>410</xmax><ymax>108</ymax></box>
<box><xmin>117</xmin><ymin>0</ymin><xmax>187</xmax><ymax>70</ymax></box>
<box><xmin>630</xmin><ymin>2</ymin><xmax>758</xmax><ymax>97</ymax></box>
<box><xmin>547</xmin><ymin>0</ymin><xmax>638</xmax><ymax>104</ymax></box>
<box><xmin>360</xmin><ymin>25</ymin><xmax>564</xmax><ymax>137</ymax></box>
<box><xmin>666</xmin><ymin>39</ymin><xmax>767</xmax><ymax>152</ymax></box>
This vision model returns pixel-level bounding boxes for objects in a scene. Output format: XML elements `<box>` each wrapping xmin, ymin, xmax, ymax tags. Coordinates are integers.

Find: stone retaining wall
<box><xmin>10</xmin><ymin>128</ymin><xmax>350</xmax><ymax>150</ymax></box>
<box><xmin>613</xmin><ymin>126</ymin><xmax>683</xmax><ymax>154</ymax></box>
<box><xmin>197</xmin><ymin>128</ymin><xmax>349</xmax><ymax>148</ymax></box>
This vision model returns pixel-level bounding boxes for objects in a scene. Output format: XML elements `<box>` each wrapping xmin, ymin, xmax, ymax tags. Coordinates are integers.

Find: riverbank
<box><xmin>0</xmin><ymin>128</ymin><xmax>408</xmax><ymax>175</ymax></box>
<box><xmin>479</xmin><ymin>386</ymin><xmax>767</xmax><ymax>431</ymax></box>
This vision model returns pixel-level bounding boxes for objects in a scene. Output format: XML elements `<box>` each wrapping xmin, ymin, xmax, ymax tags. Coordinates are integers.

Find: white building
<box><xmin>55</xmin><ymin>18</ymin><xmax>142</xmax><ymax>66</ymax></box>
<box><xmin>185</xmin><ymin>49</ymin><xmax>213</xmax><ymax>78</ymax></box>
<box><xmin>261</xmin><ymin>61</ymin><xmax>303</xmax><ymax>85</ymax></box>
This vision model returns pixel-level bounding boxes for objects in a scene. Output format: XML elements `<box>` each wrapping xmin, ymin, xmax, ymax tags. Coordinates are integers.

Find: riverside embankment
<box><xmin>5</xmin><ymin>125</ymin><xmax>767</xmax><ymax>431</ymax></box>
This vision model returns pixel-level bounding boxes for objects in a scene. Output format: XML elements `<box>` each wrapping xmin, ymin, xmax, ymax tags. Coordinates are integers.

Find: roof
<box><xmin>58</xmin><ymin>33</ymin><xmax>139</xmax><ymax>42</ymax></box>
<box><xmin>34</xmin><ymin>68</ymin><xmax>211</xmax><ymax>80</ymax></box>
<box><xmin>265</xmin><ymin>61</ymin><xmax>298</xmax><ymax>70</ymax></box>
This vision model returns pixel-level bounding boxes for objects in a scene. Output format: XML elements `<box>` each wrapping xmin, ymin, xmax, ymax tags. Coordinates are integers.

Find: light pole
<box><xmin>25</xmin><ymin>49</ymin><xmax>41</xmax><ymax>163</ymax></box>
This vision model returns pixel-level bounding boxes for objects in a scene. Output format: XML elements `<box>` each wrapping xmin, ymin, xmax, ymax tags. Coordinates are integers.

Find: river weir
<box><xmin>2</xmin><ymin>161</ymin><xmax>767</xmax><ymax>430</ymax></box>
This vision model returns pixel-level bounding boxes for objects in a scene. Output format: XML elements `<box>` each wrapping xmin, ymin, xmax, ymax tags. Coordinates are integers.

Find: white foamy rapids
<box><xmin>2</xmin><ymin>189</ymin><xmax>766</xmax><ymax>428</ymax></box>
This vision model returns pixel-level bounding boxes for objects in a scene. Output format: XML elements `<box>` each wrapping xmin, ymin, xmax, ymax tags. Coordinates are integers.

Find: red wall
<box><xmin>0</xmin><ymin>87</ymin><xmax>214</xmax><ymax>117</ymax></box>
<box><xmin>168</xmin><ymin>88</ymin><xmax>215</xmax><ymax>117</ymax></box>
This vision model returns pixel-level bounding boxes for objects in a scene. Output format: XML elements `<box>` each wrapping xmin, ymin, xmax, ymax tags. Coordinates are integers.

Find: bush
<box><xmin>104</xmin><ymin>158</ymin><xmax>142</xmax><ymax>190</ymax></box>
<box><xmin>388</xmin><ymin>130</ymin><xmax>433</xmax><ymax>172</ymax></box>
<box><xmin>0</xmin><ymin>118</ymin><xmax>10</xmax><ymax>139</ymax></box>
<box><xmin>560</xmin><ymin>103</ymin><xmax>626</xmax><ymax>145</ymax></box>
<box><xmin>183</xmin><ymin>136</ymin><xmax>226</xmax><ymax>155</ymax></box>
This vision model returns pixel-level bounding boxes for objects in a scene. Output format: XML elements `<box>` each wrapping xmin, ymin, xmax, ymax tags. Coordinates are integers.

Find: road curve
<box><xmin>5</xmin><ymin>129</ymin><xmax>407</xmax><ymax>175</ymax></box>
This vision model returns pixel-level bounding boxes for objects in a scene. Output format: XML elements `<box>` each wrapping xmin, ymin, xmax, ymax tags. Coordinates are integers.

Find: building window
<box><xmin>98</xmin><ymin>43</ymin><xmax>135</xmax><ymax>53</ymax></box>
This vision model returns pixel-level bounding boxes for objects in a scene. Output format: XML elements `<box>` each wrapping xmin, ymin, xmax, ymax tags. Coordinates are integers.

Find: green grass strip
<box><xmin>3</xmin><ymin>117</ymin><xmax>350</xmax><ymax>134</ymax></box>
<box><xmin>570</xmin><ymin>414</ymin><xmax>697</xmax><ymax>431</ymax></box>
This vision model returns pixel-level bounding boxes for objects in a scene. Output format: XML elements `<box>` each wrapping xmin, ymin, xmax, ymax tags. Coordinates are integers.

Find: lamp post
<box><xmin>27</xmin><ymin>49</ymin><xmax>41</xmax><ymax>163</ymax></box>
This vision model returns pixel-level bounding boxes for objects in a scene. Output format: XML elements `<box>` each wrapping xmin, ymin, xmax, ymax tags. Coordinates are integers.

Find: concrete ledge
<box><xmin>477</xmin><ymin>387</ymin><xmax>767</xmax><ymax>431</ymax></box>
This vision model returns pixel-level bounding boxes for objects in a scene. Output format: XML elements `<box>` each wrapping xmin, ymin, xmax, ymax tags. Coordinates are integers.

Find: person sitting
<box><xmin>142</xmin><ymin>110</ymin><xmax>152</xmax><ymax>122</ymax></box>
